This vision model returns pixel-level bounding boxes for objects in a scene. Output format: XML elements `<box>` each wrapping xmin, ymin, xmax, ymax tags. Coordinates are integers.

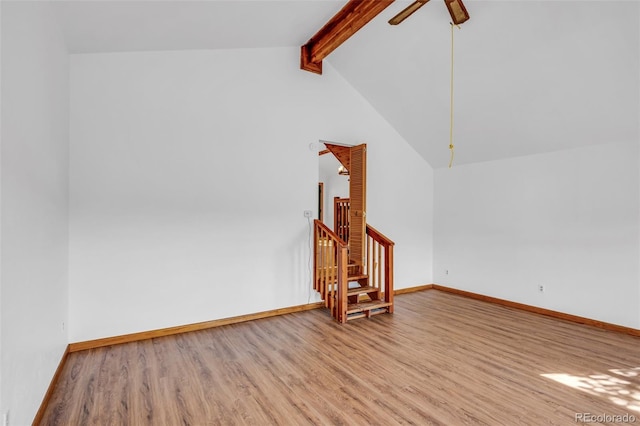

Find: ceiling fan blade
<box><xmin>388</xmin><ymin>0</ymin><xmax>430</xmax><ymax>25</ymax></box>
<box><xmin>445</xmin><ymin>0</ymin><xmax>470</xmax><ymax>25</ymax></box>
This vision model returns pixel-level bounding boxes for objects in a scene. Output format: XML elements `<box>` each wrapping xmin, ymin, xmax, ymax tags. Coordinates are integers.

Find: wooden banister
<box><xmin>314</xmin><ymin>220</ymin><xmax>349</xmax><ymax>323</ymax></box>
<box><xmin>315</xmin><ymin>219</ymin><xmax>346</xmax><ymax>246</ymax></box>
<box><xmin>334</xmin><ymin>197</ymin><xmax>350</xmax><ymax>242</ymax></box>
<box><xmin>365</xmin><ymin>224</ymin><xmax>395</xmax><ymax>248</ymax></box>
<box><xmin>366</xmin><ymin>224</ymin><xmax>394</xmax><ymax>314</ymax></box>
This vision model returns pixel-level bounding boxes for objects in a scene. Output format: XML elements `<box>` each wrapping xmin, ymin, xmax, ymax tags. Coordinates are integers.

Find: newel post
<box><xmin>337</xmin><ymin>244</ymin><xmax>349</xmax><ymax>323</ymax></box>
<box><xmin>385</xmin><ymin>243</ymin><xmax>394</xmax><ymax>313</ymax></box>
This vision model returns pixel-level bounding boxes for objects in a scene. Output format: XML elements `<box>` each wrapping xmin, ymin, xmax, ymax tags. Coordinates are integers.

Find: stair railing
<box><xmin>333</xmin><ymin>197</ymin><xmax>350</xmax><ymax>242</ymax></box>
<box><xmin>365</xmin><ymin>224</ymin><xmax>394</xmax><ymax>313</ymax></box>
<box><xmin>314</xmin><ymin>220</ymin><xmax>348</xmax><ymax>323</ymax></box>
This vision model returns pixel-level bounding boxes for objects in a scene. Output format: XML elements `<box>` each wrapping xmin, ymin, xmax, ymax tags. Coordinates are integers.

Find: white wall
<box><xmin>0</xmin><ymin>2</ymin><xmax>3</xmax><ymax>418</ymax></box>
<box><xmin>434</xmin><ymin>142</ymin><xmax>640</xmax><ymax>328</ymax></box>
<box><xmin>0</xmin><ymin>2</ymin><xmax>69</xmax><ymax>425</ymax></box>
<box><xmin>69</xmin><ymin>47</ymin><xmax>434</xmax><ymax>342</ymax></box>
<box><xmin>365</xmin><ymin>115</ymin><xmax>434</xmax><ymax>291</ymax></box>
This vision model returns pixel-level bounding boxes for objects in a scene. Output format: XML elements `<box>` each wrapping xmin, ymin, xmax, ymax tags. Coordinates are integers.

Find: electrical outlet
<box><xmin>445</xmin><ymin>270</ymin><xmax>449</xmax><ymax>275</ymax></box>
<box><xmin>303</xmin><ymin>210</ymin><xmax>313</xmax><ymax>218</ymax></box>
<box><xmin>538</xmin><ymin>285</ymin><xmax>545</xmax><ymax>293</ymax></box>
<box><xmin>3</xmin><ymin>410</ymin><xmax>9</xmax><ymax>426</ymax></box>
<box><xmin>62</xmin><ymin>321</ymin><xmax>65</xmax><ymax>331</ymax></box>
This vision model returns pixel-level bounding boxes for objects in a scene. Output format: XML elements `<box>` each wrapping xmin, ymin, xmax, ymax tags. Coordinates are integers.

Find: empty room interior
<box><xmin>1</xmin><ymin>0</ymin><xmax>639</xmax><ymax>424</ymax></box>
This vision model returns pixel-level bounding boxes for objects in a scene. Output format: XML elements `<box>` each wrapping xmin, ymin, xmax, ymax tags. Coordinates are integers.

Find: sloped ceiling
<box><xmin>52</xmin><ymin>0</ymin><xmax>340</xmax><ymax>52</ymax></box>
<box><xmin>52</xmin><ymin>0</ymin><xmax>639</xmax><ymax>168</ymax></box>
<box><xmin>328</xmin><ymin>1</ymin><xmax>640</xmax><ymax>168</ymax></box>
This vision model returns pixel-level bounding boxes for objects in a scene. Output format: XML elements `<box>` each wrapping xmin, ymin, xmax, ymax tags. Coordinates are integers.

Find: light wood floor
<box><xmin>40</xmin><ymin>290</ymin><xmax>640</xmax><ymax>425</ymax></box>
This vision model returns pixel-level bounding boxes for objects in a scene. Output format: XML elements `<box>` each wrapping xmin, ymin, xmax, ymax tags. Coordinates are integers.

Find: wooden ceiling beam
<box><xmin>300</xmin><ymin>0</ymin><xmax>395</xmax><ymax>74</ymax></box>
<box><xmin>323</xmin><ymin>143</ymin><xmax>351</xmax><ymax>172</ymax></box>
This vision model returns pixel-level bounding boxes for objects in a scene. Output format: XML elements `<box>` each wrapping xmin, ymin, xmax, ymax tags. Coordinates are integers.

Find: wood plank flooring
<box><xmin>39</xmin><ymin>290</ymin><xmax>640</xmax><ymax>425</ymax></box>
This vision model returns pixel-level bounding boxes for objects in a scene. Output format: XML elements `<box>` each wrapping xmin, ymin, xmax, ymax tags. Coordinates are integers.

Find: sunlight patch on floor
<box><xmin>542</xmin><ymin>367</ymin><xmax>640</xmax><ymax>413</ymax></box>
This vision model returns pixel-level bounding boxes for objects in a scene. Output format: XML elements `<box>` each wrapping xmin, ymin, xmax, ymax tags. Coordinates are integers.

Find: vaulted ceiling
<box><xmin>52</xmin><ymin>0</ymin><xmax>639</xmax><ymax>168</ymax></box>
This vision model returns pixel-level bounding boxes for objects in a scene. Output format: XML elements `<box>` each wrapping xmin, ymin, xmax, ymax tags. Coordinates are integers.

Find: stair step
<box><xmin>346</xmin><ymin>300</ymin><xmax>392</xmax><ymax>316</ymax></box>
<box><xmin>347</xmin><ymin>285</ymin><xmax>379</xmax><ymax>296</ymax></box>
<box><xmin>317</xmin><ymin>275</ymin><xmax>367</xmax><ymax>286</ymax></box>
<box><xmin>347</xmin><ymin>273</ymin><xmax>368</xmax><ymax>281</ymax></box>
